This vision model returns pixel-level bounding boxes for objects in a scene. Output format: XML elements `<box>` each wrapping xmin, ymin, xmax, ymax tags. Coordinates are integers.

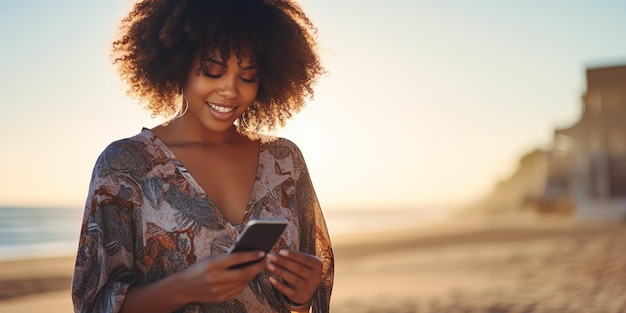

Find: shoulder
<box><xmin>261</xmin><ymin>137</ymin><xmax>312</xmax><ymax>177</ymax></box>
<box><xmin>99</xmin><ymin>130</ymin><xmax>152</xmax><ymax>163</ymax></box>
<box><xmin>94</xmin><ymin>130</ymin><xmax>155</xmax><ymax>178</ymax></box>
<box><xmin>262</xmin><ymin>137</ymin><xmax>305</xmax><ymax>160</ymax></box>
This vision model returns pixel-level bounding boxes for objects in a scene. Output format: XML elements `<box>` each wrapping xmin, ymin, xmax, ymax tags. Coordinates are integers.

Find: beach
<box><xmin>1</xmin><ymin>215</ymin><xmax>625</xmax><ymax>313</ymax></box>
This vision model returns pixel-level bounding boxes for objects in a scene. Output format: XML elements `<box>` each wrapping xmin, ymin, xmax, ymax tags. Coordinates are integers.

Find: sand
<box><xmin>1</xmin><ymin>215</ymin><xmax>625</xmax><ymax>313</ymax></box>
<box><xmin>0</xmin><ymin>257</ymin><xmax>74</xmax><ymax>312</ymax></box>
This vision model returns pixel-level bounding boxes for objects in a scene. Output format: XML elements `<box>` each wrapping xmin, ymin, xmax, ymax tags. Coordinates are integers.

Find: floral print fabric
<box><xmin>72</xmin><ymin>129</ymin><xmax>334</xmax><ymax>313</ymax></box>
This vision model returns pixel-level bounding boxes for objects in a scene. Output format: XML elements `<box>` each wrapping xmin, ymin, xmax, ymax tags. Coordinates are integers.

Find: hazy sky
<box><xmin>1</xmin><ymin>1</ymin><xmax>626</xmax><ymax>212</ymax></box>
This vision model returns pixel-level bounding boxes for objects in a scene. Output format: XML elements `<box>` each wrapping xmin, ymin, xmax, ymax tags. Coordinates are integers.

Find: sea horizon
<box><xmin>0</xmin><ymin>205</ymin><xmax>451</xmax><ymax>261</ymax></box>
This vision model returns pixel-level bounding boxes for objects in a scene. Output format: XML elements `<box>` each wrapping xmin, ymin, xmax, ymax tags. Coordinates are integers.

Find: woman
<box><xmin>71</xmin><ymin>0</ymin><xmax>334</xmax><ymax>312</ymax></box>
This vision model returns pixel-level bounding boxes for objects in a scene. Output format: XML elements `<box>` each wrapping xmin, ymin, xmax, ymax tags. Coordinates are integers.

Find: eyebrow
<box><xmin>207</xmin><ymin>59</ymin><xmax>258</xmax><ymax>71</ymax></box>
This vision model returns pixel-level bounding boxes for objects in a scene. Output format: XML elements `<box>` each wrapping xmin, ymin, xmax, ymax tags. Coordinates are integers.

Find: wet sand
<box><xmin>1</xmin><ymin>216</ymin><xmax>625</xmax><ymax>313</ymax></box>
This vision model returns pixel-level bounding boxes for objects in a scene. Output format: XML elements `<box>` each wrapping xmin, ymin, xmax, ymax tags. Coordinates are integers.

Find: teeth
<box><xmin>207</xmin><ymin>102</ymin><xmax>235</xmax><ymax>113</ymax></box>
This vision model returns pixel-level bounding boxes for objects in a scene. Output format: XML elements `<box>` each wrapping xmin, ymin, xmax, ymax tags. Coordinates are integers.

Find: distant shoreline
<box><xmin>0</xmin><ymin>206</ymin><xmax>82</xmax><ymax>262</ymax></box>
<box><xmin>2</xmin><ymin>216</ymin><xmax>622</xmax><ymax>301</ymax></box>
<box><xmin>0</xmin><ymin>206</ymin><xmax>451</xmax><ymax>261</ymax></box>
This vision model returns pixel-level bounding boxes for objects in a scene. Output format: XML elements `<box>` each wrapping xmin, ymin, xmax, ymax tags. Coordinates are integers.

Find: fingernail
<box><xmin>267</xmin><ymin>263</ymin><xmax>276</xmax><ymax>271</ymax></box>
<box><xmin>269</xmin><ymin>276</ymin><xmax>277</xmax><ymax>284</ymax></box>
<box><xmin>279</xmin><ymin>250</ymin><xmax>289</xmax><ymax>257</ymax></box>
<box><xmin>259</xmin><ymin>251</ymin><xmax>266</xmax><ymax>258</ymax></box>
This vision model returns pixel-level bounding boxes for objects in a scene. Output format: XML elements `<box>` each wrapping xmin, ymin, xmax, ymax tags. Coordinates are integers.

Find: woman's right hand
<box><xmin>177</xmin><ymin>251</ymin><xmax>267</xmax><ymax>304</ymax></box>
<box><xmin>120</xmin><ymin>251</ymin><xmax>267</xmax><ymax>313</ymax></box>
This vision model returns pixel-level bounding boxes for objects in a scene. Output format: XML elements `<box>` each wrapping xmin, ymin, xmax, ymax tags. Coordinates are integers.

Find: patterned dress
<box><xmin>72</xmin><ymin>129</ymin><xmax>334</xmax><ymax>313</ymax></box>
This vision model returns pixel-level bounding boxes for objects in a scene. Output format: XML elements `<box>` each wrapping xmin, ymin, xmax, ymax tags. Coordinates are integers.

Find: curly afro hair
<box><xmin>112</xmin><ymin>0</ymin><xmax>324</xmax><ymax>138</ymax></box>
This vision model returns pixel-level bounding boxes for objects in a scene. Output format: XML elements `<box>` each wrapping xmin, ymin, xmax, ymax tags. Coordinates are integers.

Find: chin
<box><xmin>202</xmin><ymin>121</ymin><xmax>237</xmax><ymax>133</ymax></box>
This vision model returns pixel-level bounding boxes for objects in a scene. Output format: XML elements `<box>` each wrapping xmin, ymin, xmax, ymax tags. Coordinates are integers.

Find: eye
<box><xmin>202</xmin><ymin>63</ymin><xmax>226</xmax><ymax>78</ymax></box>
<box><xmin>240</xmin><ymin>75</ymin><xmax>258</xmax><ymax>83</ymax></box>
<box><xmin>240</xmin><ymin>70</ymin><xmax>259</xmax><ymax>83</ymax></box>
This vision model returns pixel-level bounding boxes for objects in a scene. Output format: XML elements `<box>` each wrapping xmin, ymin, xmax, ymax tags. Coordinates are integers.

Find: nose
<box><xmin>217</xmin><ymin>76</ymin><xmax>238</xmax><ymax>99</ymax></box>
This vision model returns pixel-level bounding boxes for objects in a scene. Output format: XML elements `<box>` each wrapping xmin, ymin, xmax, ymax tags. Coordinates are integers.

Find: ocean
<box><xmin>0</xmin><ymin>206</ymin><xmax>450</xmax><ymax>261</ymax></box>
<box><xmin>0</xmin><ymin>207</ymin><xmax>84</xmax><ymax>261</ymax></box>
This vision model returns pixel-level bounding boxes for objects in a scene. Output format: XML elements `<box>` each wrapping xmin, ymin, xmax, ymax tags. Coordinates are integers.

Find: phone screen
<box><xmin>228</xmin><ymin>219</ymin><xmax>288</xmax><ymax>269</ymax></box>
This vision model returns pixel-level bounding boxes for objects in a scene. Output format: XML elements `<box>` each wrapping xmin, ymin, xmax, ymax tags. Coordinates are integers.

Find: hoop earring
<box><xmin>240</xmin><ymin>99</ymin><xmax>258</xmax><ymax>128</ymax></box>
<box><xmin>176</xmin><ymin>90</ymin><xmax>189</xmax><ymax>118</ymax></box>
<box><xmin>240</xmin><ymin>111</ymin><xmax>250</xmax><ymax>128</ymax></box>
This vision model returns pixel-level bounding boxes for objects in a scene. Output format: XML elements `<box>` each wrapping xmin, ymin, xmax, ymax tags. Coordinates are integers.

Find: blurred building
<box><xmin>542</xmin><ymin>65</ymin><xmax>626</xmax><ymax>221</ymax></box>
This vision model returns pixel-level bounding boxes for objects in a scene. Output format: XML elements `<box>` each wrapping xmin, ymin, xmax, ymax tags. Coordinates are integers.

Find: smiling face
<box><xmin>179</xmin><ymin>50</ymin><xmax>260</xmax><ymax>137</ymax></box>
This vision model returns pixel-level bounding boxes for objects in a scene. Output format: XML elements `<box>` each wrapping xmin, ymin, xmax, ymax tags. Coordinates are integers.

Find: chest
<box><xmin>171</xmin><ymin>143</ymin><xmax>259</xmax><ymax>225</ymax></box>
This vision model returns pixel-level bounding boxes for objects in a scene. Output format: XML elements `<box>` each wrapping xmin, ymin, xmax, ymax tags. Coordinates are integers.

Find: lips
<box><xmin>206</xmin><ymin>102</ymin><xmax>235</xmax><ymax>113</ymax></box>
<box><xmin>205</xmin><ymin>101</ymin><xmax>238</xmax><ymax>121</ymax></box>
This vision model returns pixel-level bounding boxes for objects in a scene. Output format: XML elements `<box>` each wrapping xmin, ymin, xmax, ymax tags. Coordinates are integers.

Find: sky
<box><xmin>1</xmin><ymin>1</ymin><xmax>626</xmax><ymax>213</ymax></box>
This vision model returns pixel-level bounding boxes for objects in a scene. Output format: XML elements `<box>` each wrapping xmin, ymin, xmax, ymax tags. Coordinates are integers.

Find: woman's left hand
<box><xmin>266</xmin><ymin>249</ymin><xmax>323</xmax><ymax>305</ymax></box>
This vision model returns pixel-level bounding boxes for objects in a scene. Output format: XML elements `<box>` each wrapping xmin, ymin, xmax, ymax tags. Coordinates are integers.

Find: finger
<box><xmin>269</xmin><ymin>276</ymin><xmax>305</xmax><ymax>303</ymax></box>
<box><xmin>207</xmin><ymin>284</ymin><xmax>249</xmax><ymax>303</ymax></box>
<box><xmin>266</xmin><ymin>260</ymin><xmax>307</xmax><ymax>289</ymax></box>
<box><xmin>277</xmin><ymin>250</ymin><xmax>323</xmax><ymax>271</ymax></box>
<box><xmin>220</xmin><ymin>284</ymin><xmax>249</xmax><ymax>300</ymax></box>
<box><xmin>267</xmin><ymin>253</ymin><xmax>321</xmax><ymax>280</ymax></box>
<box><xmin>202</xmin><ymin>262</ymin><xmax>265</xmax><ymax>299</ymax></box>
<box><xmin>220</xmin><ymin>257</ymin><xmax>267</xmax><ymax>283</ymax></box>
<box><xmin>239</xmin><ymin>256</ymin><xmax>268</xmax><ymax>277</ymax></box>
<box><xmin>222</xmin><ymin>251</ymin><xmax>266</xmax><ymax>269</ymax></box>
<box><xmin>205</xmin><ymin>281</ymin><xmax>240</xmax><ymax>297</ymax></box>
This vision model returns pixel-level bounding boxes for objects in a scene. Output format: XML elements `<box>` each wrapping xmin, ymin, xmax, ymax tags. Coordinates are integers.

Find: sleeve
<box><xmin>72</xmin><ymin>142</ymin><xmax>146</xmax><ymax>313</ymax></box>
<box><xmin>291</xmin><ymin>143</ymin><xmax>334</xmax><ymax>313</ymax></box>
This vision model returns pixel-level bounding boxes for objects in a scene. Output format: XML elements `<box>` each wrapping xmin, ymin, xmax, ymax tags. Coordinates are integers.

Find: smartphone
<box><xmin>227</xmin><ymin>219</ymin><xmax>288</xmax><ymax>269</ymax></box>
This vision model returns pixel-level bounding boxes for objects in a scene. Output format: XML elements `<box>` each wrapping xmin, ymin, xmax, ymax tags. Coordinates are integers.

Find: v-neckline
<box><xmin>143</xmin><ymin>128</ymin><xmax>263</xmax><ymax>229</ymax></box>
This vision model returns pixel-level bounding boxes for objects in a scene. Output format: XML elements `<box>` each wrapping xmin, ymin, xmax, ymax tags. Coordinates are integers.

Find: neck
<box><xmin>157</xmin><ymin>118</ymin><xmax>247</xmax><ymax>146</ymax></box>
